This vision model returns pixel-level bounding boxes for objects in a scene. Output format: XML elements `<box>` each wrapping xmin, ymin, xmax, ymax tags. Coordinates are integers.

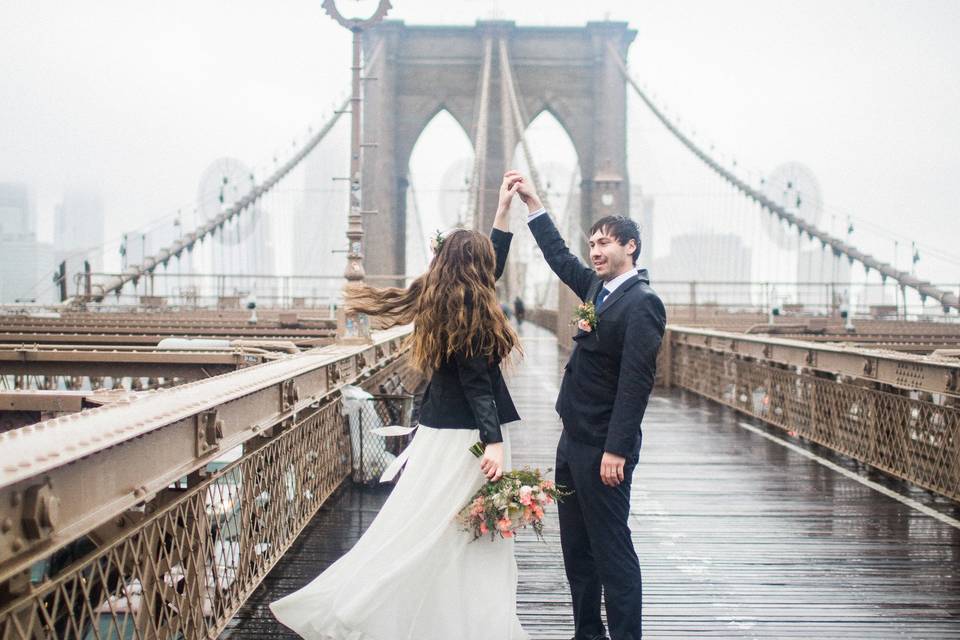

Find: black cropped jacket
<box><xmin>416</xmin><ymin>228</ymin><xmax>520</xmax><ymax>443</ymax></box>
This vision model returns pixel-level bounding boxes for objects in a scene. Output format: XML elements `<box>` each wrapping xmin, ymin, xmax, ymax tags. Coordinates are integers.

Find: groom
<box><xmin>509</xmin><ymin>171</ymin><xmax>665</xmax><ymax>640</ymax></box>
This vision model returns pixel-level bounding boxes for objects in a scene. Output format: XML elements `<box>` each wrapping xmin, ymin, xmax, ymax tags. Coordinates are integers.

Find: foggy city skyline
<box><xmin>1</xmin><ymin>0</ymin><xmax>959</xmax><ymax>305</ymax></box>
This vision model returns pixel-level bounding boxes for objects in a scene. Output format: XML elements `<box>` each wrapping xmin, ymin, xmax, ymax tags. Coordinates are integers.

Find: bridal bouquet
<box><xmin>457</xmin><ymin>464</ymin><xmax>568</xmax><ymax>541</ymax></box>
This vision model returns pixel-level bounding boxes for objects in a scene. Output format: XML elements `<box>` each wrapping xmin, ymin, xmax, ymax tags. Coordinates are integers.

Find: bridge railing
<box><xmin>0</xmin><ymin>326</ymin><xmax>417</xmax><ymax>639</ymax></box>
<box><xmin>525</xmin><ymin>307</ymin><xmax>959</xmax><ymax>500</ymax></box>
<box><xmin>72</xmin><ymin>272</ymin><xmax>411</xmax><ymax>311</ymax></box>
<box><xmin>662</xmin><ymin>326</ymin><xmax>960</xmax><ymax>501</ymax></box>
<box><xmin>654</xmin><ymin>280</ymin><xmax>960</xmax><ymax>321</ymax></box>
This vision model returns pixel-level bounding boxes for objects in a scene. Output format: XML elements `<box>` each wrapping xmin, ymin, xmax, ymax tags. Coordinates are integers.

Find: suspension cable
<box><xmin>498</xmin><ymin>38</ymin><xmax>553</xmax><ymax>214</ymax></box>
<box><xmin>68</xmin><ymin>41</ymin><xmax>385</xmax><ymax>306</ymax></box>
<box><xmin>465</xmin><ymin>36</ymin><xmax>493</xmax><ymax>230</ymax></box>
<box><xmin>606</xmin><ymin>42</ymin><xmax>959</xmax><ymax>312</ymax></box>
<box><xmin>406</xmin><ymin>172</ymin><xmax>430</xmax><ymax>268</ymax></box>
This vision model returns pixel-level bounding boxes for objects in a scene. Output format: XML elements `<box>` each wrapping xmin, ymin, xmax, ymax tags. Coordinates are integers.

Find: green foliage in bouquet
<box><xmin>457</xmin><ymin>466</ymin><xmax>570</xmax><ymax>542</ymax></box>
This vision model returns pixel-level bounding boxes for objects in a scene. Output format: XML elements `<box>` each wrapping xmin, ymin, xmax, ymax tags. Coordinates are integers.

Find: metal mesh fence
<box><xmin>0</xmin><ymin>400</ymin><xmax>351</xmax><ymax>640</ymax></box>
<box><xmin>346</xmin><ymin>371</ymin><xmax>417</xmax><ymax>485</ymax></box>
<box><xmin>669</xmin><ymin>339</ymin><xmax>960</xmax><ymax>501</ymax></box>
<box><xmin>0</xmin><ymin>360</ymin><xmax>424</xmax><ymax>639</ymax></box>
<box><xmin>347</xmin><ymin>394</ymin><xmax>415</xmax><ymax>485</ymax></box>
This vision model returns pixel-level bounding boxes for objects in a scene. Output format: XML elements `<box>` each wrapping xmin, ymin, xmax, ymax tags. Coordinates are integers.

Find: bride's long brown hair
<box><xmin>347</xmin><ymin>229</ymin><xmax>521</xmax><ymax>372</ymax></box>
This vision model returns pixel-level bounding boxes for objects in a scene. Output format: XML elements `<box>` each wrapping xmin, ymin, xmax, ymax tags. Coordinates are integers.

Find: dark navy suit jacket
<box><xmin>529</xmin><ymin>214</ymin><xmax>666</xmax><ymax>457</ymax></box>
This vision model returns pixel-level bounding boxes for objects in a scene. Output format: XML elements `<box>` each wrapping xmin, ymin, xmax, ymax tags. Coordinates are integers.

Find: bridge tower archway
<box><xmin>361</xmin><ymin>20</ymin><xmax>637</xmax><ymax>281</ymax></box>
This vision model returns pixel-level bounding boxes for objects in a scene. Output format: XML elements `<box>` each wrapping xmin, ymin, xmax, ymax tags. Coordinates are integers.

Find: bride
<box><xmin>270</xmin><ymin>174</ymin><xmax>528</xmax><ymax>639</ymax></box>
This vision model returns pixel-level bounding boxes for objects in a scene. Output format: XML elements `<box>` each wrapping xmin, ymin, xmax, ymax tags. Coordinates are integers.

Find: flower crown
<box><xmin>430</xmin><ymin>229</ymin><xmax>445</xmax><ymax>255</ymax></box>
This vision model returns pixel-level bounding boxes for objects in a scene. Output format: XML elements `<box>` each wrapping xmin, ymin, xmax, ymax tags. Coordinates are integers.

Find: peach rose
<box><xmin>519</xmin><ymin>486</ymin><xmax>533</xmax><ymax>506</ymax></box>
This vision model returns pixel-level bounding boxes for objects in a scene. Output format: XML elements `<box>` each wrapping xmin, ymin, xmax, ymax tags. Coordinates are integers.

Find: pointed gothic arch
<box><xmin>405</xmin><ymin>108</ymin><xmax>475</xmax><ymax>274</ymax></box>
<box><xmin>360</xmin><ymin>20</ymin><xmax>635</xmax><ymax>280</ymax></box>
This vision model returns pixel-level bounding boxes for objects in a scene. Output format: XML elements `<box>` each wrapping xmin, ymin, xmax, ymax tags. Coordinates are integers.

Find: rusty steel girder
<box><xmin>670</xmin><ymin>325</ymin><xmax>960</xmax><ymax>397</ymax></box>
<box><xmin>0</xmin><ymin>343</ymin><xmax>276</xmax><ymax>380</ymax></box>
<box><xmin>666</xmin><ymin>326</ymin><xmax>960</xmax><ymax>502</ymax></box>
<box><xmin>0</xmin><ymin>325</ymin><xmax>411</xmax><ymax>586</ymax></box>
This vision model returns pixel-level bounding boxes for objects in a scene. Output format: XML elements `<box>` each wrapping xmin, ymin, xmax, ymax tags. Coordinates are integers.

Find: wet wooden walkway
<box><xmin>224</xmin><ymin>324</ymin><xmax>960</xmax><ymax>639</ymax></box>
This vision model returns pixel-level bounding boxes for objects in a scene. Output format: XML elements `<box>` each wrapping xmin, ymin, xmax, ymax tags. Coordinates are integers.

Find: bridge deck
<box><xmin>224</xmin><ymin>324</ymin><xmax>960</xmax><ymax>639</ymax></box>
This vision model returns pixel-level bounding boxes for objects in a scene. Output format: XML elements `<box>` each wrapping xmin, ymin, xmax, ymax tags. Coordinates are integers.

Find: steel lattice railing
<box><xmin>664</xmin><ymin>327</ymin><xmax>960</xmax><ymax>501</ymax></box>
<box><xmin>0</xmin><ymin>357</ymin><xmax>420</xmax><ymax>640</ymax></box>
<box><xmin>0</xmin><ymin>322</ymin><xmax>421</xmax><ymax>639</ymax></box>
<box><xmin>0</xmin><ymin>400</ymin><xmax>350</xmax><ymax>639</ymax></box>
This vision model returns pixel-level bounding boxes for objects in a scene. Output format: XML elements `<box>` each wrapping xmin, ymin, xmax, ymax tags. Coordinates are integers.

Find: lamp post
<box><xmin>323</xmin><ymin>0</ymin><xmax>392</xmax><ymax>343</ymax></box>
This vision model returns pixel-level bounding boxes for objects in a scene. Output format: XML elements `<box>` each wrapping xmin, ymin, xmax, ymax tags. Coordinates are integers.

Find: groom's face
<box><xmin>589</xmin><ymin>228</ymin><xmax>636</xmax><ymax>281</ymax></box>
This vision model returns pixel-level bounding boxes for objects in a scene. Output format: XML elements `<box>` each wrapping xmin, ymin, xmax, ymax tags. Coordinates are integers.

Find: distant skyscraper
<box><xmin>637</xmin><ymin>195</ymin><xmax>654</xmax><ymax>268</ymax></box>
<box><xmin>0</xmin><ymin>183</ymin><xmax>55</xmax><ymax>304</ymax></box>
<box><xmin>55</xmin><ymin>189</ymin><xmax>105</xmax><ymax>278</ymax></box>
<box><xmin>649</xmin><ymin>232</ymin><xmax>753</xmax><ymax>309</ymax></box>
<box><xmin>0</xmin><ymin>182</ymin><xmax>32</xmax><ymax>235</ymax></box>
<box><xmin>797</xmin><ymin>247</ymin><xmax>852</xmax><ymax>308</ymax></box>
<box><xmin>0</xmin><ymin>238</ymin><xmax>55</xmax><ymax>304</ymax></box>
<box><xmin>797</xmin><ymin>247</ymin><xmax>851</xmax><ymax>285</ymax></box>
<box><xmin>652</xmin><ymin>232</ymin><xmax>753</xmax><ymax>283</ymax></box>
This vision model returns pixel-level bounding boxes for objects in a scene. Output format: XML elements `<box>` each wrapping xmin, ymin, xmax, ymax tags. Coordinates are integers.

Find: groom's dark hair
<box><xmin>589</xmin><ymin>215</ymin><xmax>641</xmax><ymax>265</ymax></box>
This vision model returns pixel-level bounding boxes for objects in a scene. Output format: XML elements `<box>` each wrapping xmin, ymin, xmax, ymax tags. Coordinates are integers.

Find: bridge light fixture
<box><xmin>322</xmin><ymin>0</ymin><xmax>392</xmax><ymax>28</ymax></box>
<box><xmin>323</xmin><ymin>0</ymin><xmax>392</xmax><ymax>344</ymax></box>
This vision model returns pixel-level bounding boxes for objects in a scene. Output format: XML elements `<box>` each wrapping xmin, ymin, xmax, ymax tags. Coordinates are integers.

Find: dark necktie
<box><xmin>596</xmin><ymin>287</ymin><xmax>610</xmax><ymax>310</ymax></box>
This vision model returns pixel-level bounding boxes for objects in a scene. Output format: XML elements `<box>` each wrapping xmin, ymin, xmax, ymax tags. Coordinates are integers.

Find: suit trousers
<box><xmin>556</xmin><ymin>430</ymin><xmax>642</xmax><ymax>640</ymax></box>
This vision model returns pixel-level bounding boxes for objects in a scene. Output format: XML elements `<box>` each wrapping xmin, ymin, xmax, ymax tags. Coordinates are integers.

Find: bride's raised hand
<box><xmin>498</xmin><ymin>170</ymin><xmax>523</xmax><ymax>212</ymax></box>
<box><xmin>479</xmin><ymin>442</ymin><xmax>505</xmax><ymax>482</ymax></box>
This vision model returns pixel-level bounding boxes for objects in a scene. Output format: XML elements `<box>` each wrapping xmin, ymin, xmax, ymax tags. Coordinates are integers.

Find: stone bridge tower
<box><xmin>360</xmin><ymin>20</ymin><xmax>636</xmax><ymax>281</ymax></box>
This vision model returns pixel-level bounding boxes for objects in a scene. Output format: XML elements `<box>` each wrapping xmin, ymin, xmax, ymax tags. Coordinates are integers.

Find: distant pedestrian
<box><xmin>513</xmin><ymin>296</ymin><xmax>526</xmax><ymax>326</ymax></box>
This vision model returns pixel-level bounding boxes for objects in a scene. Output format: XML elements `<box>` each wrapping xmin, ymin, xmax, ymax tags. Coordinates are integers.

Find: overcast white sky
<box><xmin>2</xmin><ymin>0</ymin><xmax>958</xmax><ymax>284</ymax></box>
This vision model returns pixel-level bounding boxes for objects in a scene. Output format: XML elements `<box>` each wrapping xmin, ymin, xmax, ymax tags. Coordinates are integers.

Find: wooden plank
<box><xmin>225</xmin><ymin>325</ymin><xmax>960</xmax><ymax>639</ymax></box>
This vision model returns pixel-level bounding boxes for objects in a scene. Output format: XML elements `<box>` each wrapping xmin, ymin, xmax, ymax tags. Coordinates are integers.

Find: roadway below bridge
<box><xmin>225</xmin><ymin>323</ymin><xmax>960</xmax><ymax>639</ymax></box>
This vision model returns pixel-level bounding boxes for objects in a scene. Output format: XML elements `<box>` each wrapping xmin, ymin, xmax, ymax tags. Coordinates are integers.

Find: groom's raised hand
<box><xmin>511</xmin><ymin>172</ymin><xmax>543</xmax><ymax>212</ymax></box>
<box><xmin>600</xmin><ymin>451</ymin><xmax>626</xmax><ymax>487</ymax></box>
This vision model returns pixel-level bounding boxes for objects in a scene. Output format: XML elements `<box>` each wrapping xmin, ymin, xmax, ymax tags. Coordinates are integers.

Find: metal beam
<box><xmin>0</xmin><ymin>345</ymin><xmax>253</xmax><ymax>380</ymax></box>
<box><xmin>0</xmin><ymin>331</ymin><xmax>333</xmax><ymax>348</ymax></box>
<box><xmin>670</xmin><ymin>325</ymin><xmax>960</xmax><ymax>397</ymax></box>
<box><xmin>0</xmin><ymin>325</ymin><xmax>411</xmax><ymax>584</ymax></box>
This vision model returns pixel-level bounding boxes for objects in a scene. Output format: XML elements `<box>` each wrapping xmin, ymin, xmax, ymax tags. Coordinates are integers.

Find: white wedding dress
<box><xmin>270</xmin><ymin>425</ymin><xmax>528</xmax><ymax>640</ymax></box>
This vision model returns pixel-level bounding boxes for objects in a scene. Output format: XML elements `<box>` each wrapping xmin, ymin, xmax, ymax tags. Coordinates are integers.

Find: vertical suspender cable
<box><xmin>465</xmin><ymin>37</ymin><xmax>493</xmax><ymax>230</ymax></box>
<box><xmin>69</xmin><ymin>42</ymin><xmax>385</xmax><ymax>306</ymax></box>
<box><xmin>606</xmin><ymin>42</ymin><xmax>958</xmax><ymax>312</ymax></box>
<box><xmin>498</xmin><ymin>38</ymin><xmax>553</xmax><ymax>215</ymax></box>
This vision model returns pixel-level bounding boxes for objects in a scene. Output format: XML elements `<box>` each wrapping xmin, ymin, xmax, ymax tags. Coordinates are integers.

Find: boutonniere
<box><xmin>573</xmin><ymin>302</ymin><xmax>598</xmax><ymax>333</ymax></box>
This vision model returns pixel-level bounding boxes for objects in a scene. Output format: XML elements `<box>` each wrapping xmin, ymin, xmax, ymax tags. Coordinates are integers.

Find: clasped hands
<box><xmin>497</xmin><ymin>170</ymin><xmax>542</xmax><ymax>213</ymax></box>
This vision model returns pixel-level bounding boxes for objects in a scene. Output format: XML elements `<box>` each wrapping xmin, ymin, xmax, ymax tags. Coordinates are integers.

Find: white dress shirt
<box><xmin>599</xmin><ymin>268</ymin><xmax>638</xmax><ymax>295</ymax></box>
